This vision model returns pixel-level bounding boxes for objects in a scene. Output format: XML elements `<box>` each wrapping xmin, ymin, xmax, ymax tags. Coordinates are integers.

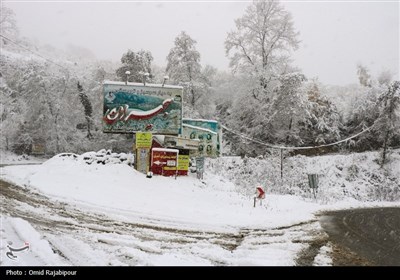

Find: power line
<box><xmin>220</xmin><ymin>123</ymin><xmax>374</xmax><ymax>150</ymax></box>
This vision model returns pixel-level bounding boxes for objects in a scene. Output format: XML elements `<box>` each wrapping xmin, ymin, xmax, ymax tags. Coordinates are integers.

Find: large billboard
<box><xmin>182</xmin><ymin>124</ymin><xmax>219</xmax><ymax>158</ymax></box>
<box><xmin>103</xmin><ymin>81</ymin><xmax>183</xmax><ymax>135</ymax></box>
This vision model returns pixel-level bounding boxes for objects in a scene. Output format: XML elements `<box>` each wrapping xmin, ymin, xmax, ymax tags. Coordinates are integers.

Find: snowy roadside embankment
<box><xmin>209</xmin><ymin>149</ymin><xmax>400</xmax><ymax>203</ymax></box>
<box><xmin>1</xmin><ymin>153</ymin><xmax>319</xmax><ymax>230</ymax></box>
<box><xmin>3</xmin><ymin>150</ymin><xmax>398</xmax><ymax>266</ymax></box>
<box><xmin>0</xmin><ymin>216</ymin><xmax>67</xmax><ymax>266</ymax></box>
<box><xmin>1</xmin><ymin>152</ymin><xmax>325</xmax><ymax>266</ymax></box>
<box><xmin>0</xmin><ymin>150</ymin><xmax>46</xmax><ymax>165</ymax></box>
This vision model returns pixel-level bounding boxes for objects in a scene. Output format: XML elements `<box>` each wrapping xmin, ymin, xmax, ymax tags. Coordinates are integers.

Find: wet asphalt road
<box><xmin>320</xmin><ymin>207</ymin><xmax>400</xmax><ymax>266</ymax></box>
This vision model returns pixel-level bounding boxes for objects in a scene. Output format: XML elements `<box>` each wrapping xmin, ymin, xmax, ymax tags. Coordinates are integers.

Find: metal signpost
<box><xmin>195</xmin><ymin>157</ymin><xmax>205</xmax><ymax>179</ymax></box>
<box><xmin>135</xmin><ymin>132</ymin><xmax>152</xmax><ymax>174</ymax></box>
<box><xmin>308</xmin><ymin>174</ymin><xmax>319</xmax><ymax>199</ymax></box>
<box><xmin>254</xmin><ymin>187</ymin><xmax>265</xmax><ymax>208</ymax></box>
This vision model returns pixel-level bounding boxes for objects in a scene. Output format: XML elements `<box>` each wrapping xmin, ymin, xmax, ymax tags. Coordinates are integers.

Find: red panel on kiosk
<box><xmin>151</xmin><ymin>148</ymin><xmax>179</xmax><ymax>177</ymax></box>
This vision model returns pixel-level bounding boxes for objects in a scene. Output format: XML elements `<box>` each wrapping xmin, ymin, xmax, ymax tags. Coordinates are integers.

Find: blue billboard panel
<box><xmin>103</xmin><ymin>82</ymin><xmax>183</xmax><ymax>135</ymax></box>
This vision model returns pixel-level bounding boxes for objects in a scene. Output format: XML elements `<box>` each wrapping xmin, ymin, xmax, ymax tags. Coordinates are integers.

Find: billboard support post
<box><xmin>136</xmin><ymin>148</ymin><xmax>150</xmax><ymax>174</ymax></box>
<box><xmin>135</xmin><ymin>132</ymin><xmax>153</xmax><ymax>174</ymax></box>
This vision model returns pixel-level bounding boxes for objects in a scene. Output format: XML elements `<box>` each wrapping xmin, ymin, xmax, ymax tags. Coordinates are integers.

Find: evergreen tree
<box><xmin>301</xmin><ymin>80</ymin><xmax>342</xmax><ymax>146</ymax></box>
<box><xmin>166</xmin><ymin>31</ymin><xmax>202</xmax><ymax>108</ymax></box>
<box><xmin>77</xmin><ymin>81</ymin><xmax>93</xmax><ymax>139</ymax></box>
<box><xmin>269</xmin><ymin>73</ymin><xmax>308</xmax><ymax>146</ymax></box>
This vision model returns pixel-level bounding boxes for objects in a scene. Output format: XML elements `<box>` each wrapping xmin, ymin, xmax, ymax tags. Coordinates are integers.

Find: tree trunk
<box><xmin>86</xmin><ymin>116</ymin><xmax>93</xmax><ymax>139</ymax></box>
<box><xmin>285</xmin><ymin>117</ymin><xmax>293</xmax><ymax>144</ymax></box>
<box><xmin>280</xmin><ymin>149</ymin><xmax>283</xmax><ymax>179</ymax></box>
<box><xmin>54</xmin><ymin>113</ymin><xmax>60</xmax><ymax>153</ymax></box>
<box><xmin>381</xmin><ymin>93</ymin><xmax>395</xmax><ymax>167</ymax></box>
<box><xmin>191</xmin><ymin>87</ymin><xmax>195</xmax><ymax>107</ymax></box>
<box><xmin>281</xmin><ymin>117</ymin><xmax>293</xmax><ymax>179</ymax></box>
<box><xmin>381</xmin><ymin>130</ymin><xmax>390</xmax><ymax>168</ymax></box>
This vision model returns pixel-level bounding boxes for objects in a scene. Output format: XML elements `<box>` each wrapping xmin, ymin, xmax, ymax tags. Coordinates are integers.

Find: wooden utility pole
<box><xmin>280</xmin><ymin>149</ymin><xmax>283</xmax><ymax>179</ymax></box>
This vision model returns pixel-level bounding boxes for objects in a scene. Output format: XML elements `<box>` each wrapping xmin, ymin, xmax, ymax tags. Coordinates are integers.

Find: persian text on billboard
<box><xmin>103</xmin><ymin>83</ymin><xmax>183</xmax><ymax>134</ymax></box>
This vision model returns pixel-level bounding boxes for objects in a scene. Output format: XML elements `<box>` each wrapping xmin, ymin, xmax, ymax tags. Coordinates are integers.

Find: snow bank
<box><xmin>3</xmin><ymin>150</ymin><xmax>398</xmax><ymax>266</ymax></box>
<box><xmin>0</xmin><ymin>216</ymin><xmax>67</xmax><ymax>266</ymax></box>
<box><xmin>42</xmin><ymin>150</ymin><xmax>134</xmax><ymax>166</ymax></box>
<box><xmin>209</xmin><ymin>149</ymin><xmax>400</xmax><ymax>203</ymax></box>
<box><xmin>313</xmin><ymin>243</ymin><xmax>333</xmax><ymax>266</ymax></box>
<box><xmin>2</xmin><ymin>153</ymin><xmax>319</xmax><ymax>230</ymax></box>
<box><xmin>0</xmin><ymin>150</ymin><xmax>45</xmax><ymax>165</ymax></box>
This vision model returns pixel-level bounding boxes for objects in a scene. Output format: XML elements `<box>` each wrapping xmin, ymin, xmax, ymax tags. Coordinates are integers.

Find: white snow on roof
<box><xmin>182</xmin><ymin>124</ymin><xmax>217</xmax><ymax>135</ymax></box>
<box><xmin>104</xmin><ymin>80</ymin><xmax>183</xmax><ymax>90</ymax></box>
<box><xmin>153</xmin><ymin>135</ymin><xmax>165</xmax><ymax>144</ymax></box>
<box><xmin>152</xmin><ymin>147</ymin><xmax>179</xmax><ymax>153</ymax></box>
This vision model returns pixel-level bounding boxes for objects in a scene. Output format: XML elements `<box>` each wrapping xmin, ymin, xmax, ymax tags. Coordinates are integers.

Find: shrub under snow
<box><xmin>46</xmin><ymin>149</ymin><xmax>135</xmax><ymax>166</ymax></box>
<box><xmin>208</xmin><ymin>149</ymin><xmax>400</xmax><ymax>203</ymax></box>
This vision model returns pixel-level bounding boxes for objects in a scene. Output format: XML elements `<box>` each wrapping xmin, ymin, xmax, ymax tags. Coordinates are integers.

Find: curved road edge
<box><xmin>319</xmin><ymin>207</ymin><xmax>400</xmax><ymax>266</ymax></box>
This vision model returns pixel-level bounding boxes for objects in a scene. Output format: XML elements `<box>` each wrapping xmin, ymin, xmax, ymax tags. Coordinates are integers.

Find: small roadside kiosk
<box><xmin>151</xmin><ymin>148</ymin><xmax>179</xmax><ymax>176</ymax></box>
<box><xmin>148</xmin><ymin>136</ymin><xmax>199</xmax><ymax>177</ymax></box>
<box><xmin>163</xmin><ymin>136</ymin><xmax>199</xmax><ymax>176</ymax></box>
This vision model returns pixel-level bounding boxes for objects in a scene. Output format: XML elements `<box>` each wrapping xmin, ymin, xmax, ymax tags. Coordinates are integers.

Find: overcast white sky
<box><xmin>5</xmin><ymin>0</ymin><xmax>399</xmax><ymax>86</ymax></box>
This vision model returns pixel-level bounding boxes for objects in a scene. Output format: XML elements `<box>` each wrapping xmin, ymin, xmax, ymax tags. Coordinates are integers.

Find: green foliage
<box><xmin>77</xmin><ymin>81</ymin><xmax>93</xmax><ymax>139</ymax></box>
<box><xmin>166</xmin><ymin>31</ymin><xmax>203</xmax><ymax>108</ymax></box>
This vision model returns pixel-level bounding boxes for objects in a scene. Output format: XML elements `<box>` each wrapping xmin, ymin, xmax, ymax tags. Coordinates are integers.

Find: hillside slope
<box><xmin>209</xmin><ymin>149</ymin><xmax>400</xmax><ymax>202</ymax></box>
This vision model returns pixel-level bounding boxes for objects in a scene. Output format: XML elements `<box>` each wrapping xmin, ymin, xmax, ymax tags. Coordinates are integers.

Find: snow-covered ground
<box><xmin>210</xmin><ymin>149</ymin><xmax>400</xmax><ymax>202</ymax></box>
<box><xmin>0</xmin><ymin>150</ymin><xmax>46</xmax><ymax>165</ymax></box>
<box><xmin>1</xmin><ymin>150</ymin><xmax>399</xmax><ymax>266</ymax></box>
<box><xmin>1</xmin><ymin>217</ymin><xmax>67</xmax><ymax>266</ymax></box>
<box><xmin>2</xmin><ymin>153</ymin><xmax>320</xmax><ymax>229</ymax></box>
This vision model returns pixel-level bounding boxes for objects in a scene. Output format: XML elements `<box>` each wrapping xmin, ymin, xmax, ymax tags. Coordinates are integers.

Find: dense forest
<box><xmin>1</xmin><ymin>1</ymin><xmax>399</xmax><ymax>163</ymax></box>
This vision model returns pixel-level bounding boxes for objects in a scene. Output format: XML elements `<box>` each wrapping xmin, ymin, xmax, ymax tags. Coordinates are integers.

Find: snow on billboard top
<box><xmin>182</xmin><ymin>124</ymin><xmax>217</xmax><ymax>135</ymax></box>
<box><xmin>182</xmin><ymin>118</ymin><xmax>219</xmax><ymax>133</ymax></box>
<box><xmin>103</xmin><ymin>82</ymin><xmax>183</xmax><ymax>135</ymax></box>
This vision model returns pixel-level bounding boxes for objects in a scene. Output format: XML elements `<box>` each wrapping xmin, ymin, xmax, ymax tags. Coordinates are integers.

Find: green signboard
<box><xmin>182</xmin><ymin>119</ymin><xmax>222</xmax><ymax>158</ymax></box>
<box><xmin>136</xmin><ymin>132</ymin><xmax>153</xmax><ymax>149</ymax></box>
<box><xmin>103</xmin><ymin>82</ymin><xmax>183</xmax><ymax>135</ymax></box>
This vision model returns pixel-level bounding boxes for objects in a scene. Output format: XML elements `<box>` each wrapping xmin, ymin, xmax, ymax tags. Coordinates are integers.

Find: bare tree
<box><xmin>357</xmin><ymin>64</ymin><xmax>372</xmax><ymax>87</ymax></box>
<box><xmin>0</xmin><ymin>6</ymin><xmax>18</xmax><ymax>37</ymax></box>
<box><xmin>377</xmin><ymin>69</ymin><xmax>393</xmax><ymax>86</ymax></box>
<box><xmin>225</xmin><ymin>0</ymin><xmax>299</xmax><ymax>99</ymax></box>
<box><xmin>377</xmin><ymin>81</ymin><xmax>400</xmax><ymax>167</ymax></box>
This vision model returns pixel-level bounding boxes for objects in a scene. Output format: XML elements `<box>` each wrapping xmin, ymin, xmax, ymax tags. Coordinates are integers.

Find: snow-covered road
<box><xmin>1</xmin><ymin>178</ymin><xmax>328</xmax><ymax>266</ymax></box>
<box><xmin>0</xmin><ymin>174</ymin><xmax>327</xmax><ymax>266</ymax></box>
<box><xmin>5</xmin><ymin>152</ymin><xmax>397</xmax><ymax>266</ymax></box>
